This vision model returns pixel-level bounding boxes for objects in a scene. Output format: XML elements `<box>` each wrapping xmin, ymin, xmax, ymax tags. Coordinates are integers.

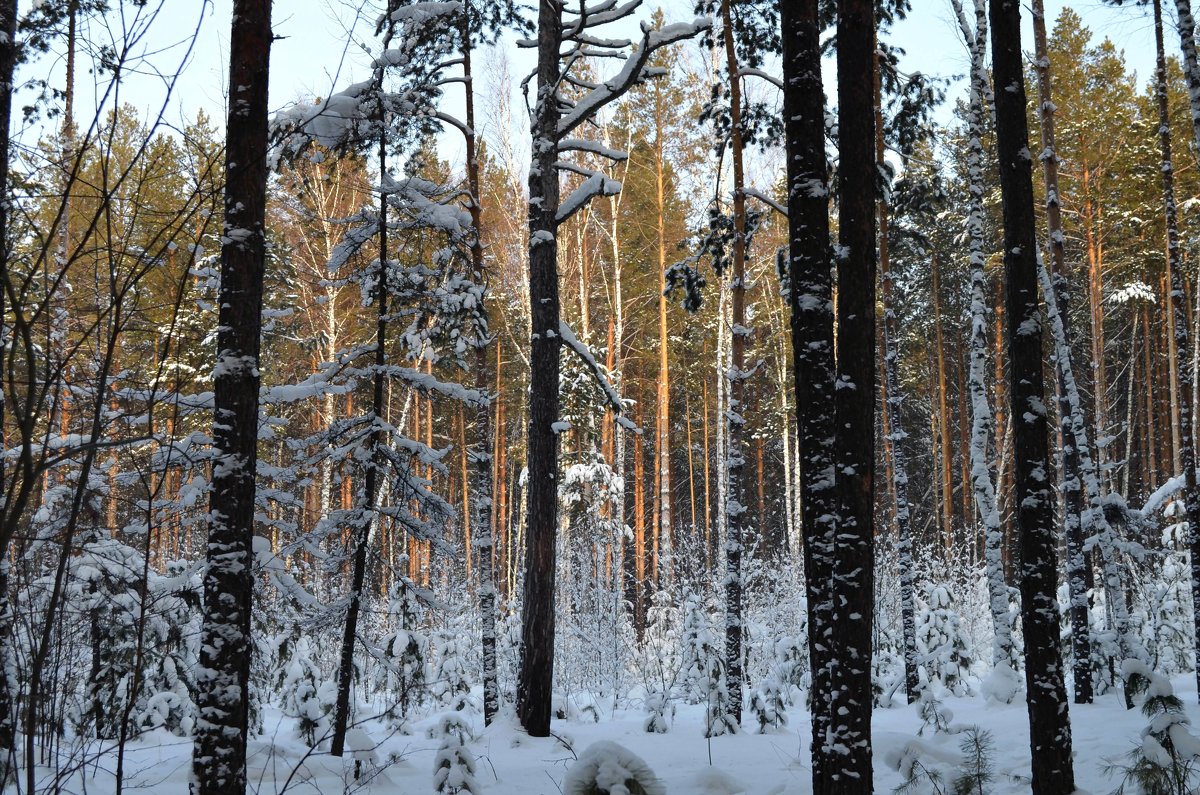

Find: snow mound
<box><xmin>345</xmin><ymin>727</ymin><xmax>377</xmax><ymax>762</ymax></box>
<box><xmin>980</xmin><ymin>662</ymin><xmax>1022</xmax><ymax>704</ymax></box>
<box><xmin>692</xmin><ymin>767</ymin><xmax>746</xmax><ymax>794</ymax></box>
<box><xmin>561</xmin><ymin>741</ymin><xmax>665</xmax><ymax>795</ymax></box>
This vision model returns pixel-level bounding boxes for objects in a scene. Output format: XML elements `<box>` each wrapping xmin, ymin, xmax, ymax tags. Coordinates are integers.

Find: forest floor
<box><xmin>39</xmin><ymin>678</ymin><xmax>1196</xmax><ymax>794</ymax></box>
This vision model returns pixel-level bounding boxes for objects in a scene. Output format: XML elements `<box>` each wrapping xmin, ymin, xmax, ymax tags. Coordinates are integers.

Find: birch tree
<box><xmin>951</xmin><ymin>0</ymin><xmax>1020</xmax><ymax>701</ymax></box>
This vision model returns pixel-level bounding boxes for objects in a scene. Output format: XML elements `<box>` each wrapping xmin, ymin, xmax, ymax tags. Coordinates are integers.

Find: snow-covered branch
<box><xmin>557</xmin><ymin>172</ymin><xmax>622</xmax><ymax>223</ymax></box>
<box><xmin>743</xmin><ymin>187</ymin><xmax>787</xmax><ymax>217</ymax></box>
<box><xmin>557</xmin><ymin>18</ymin><xmax>712</xmax><ymax>137</ymax></box>
<box><xmin>558</xmin><ymin>320</ymin><xmax>639</xmax><ymax>434</ymax></box>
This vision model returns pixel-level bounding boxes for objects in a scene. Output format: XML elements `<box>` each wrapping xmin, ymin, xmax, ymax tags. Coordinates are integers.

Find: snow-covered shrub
<box><xmin>433</xmin><ymin>630</ymin><xmax>474</xmax><ymax>712</ymax></box>
<box><xmin>916</xmin><ymin>583</ymin><xmax>973</xmax><ymax>696</ymax></box>
<box><xmin>638</xmin><ymin>588</ymin><xmax>681</xmax><ymax>698</ymax></box>
<box><xmin>379</xmin><ymin>582</ymin><xmax>427</xmax><ymax>726</ymax></box>
<box><xmin>137</xmin><ymin>559</ymin><xmax>200</xmax><ymax>735</ymax></box>
<box><xmin>749</xmin><ymin>670</ymin><xmax>787</xmax><ymax>733</ymax></box>
<box><xmin>1143</xmin><ymin>553</ymin><xmax>1193</xmax><ymax>675</ymax></box>
<box><xmin>71</xmin><ymin>538</ymin><xmax>145</xmax><ymax>739</ymax></box>
<box><xmin>917</xmin><ymin>688</ymin><xmax>955</xmax><ymax>737</ymax></box>
<box><xmin>678</xmin><ymin>592</ymin><xmax>714</xmax><ymax>705</ymax></box>
<box><xmin>496</xmin><ymin>599</ymin><xmax>523</xmax><ymax>709</ymax></box>
<box><xmin>433</xmin><ymin>712</ymin><xmax>479</xmax><ymax>794</ymax></box>
<box><xmin>561</xmin><ymin>740</ymin><xmax>665</xmax><ymax>795</ymax></box>
<box><xmin>1108</xmin><ymin>660</ymin><xmax>1200</xmax><ymax>794</ymax></box>
<box><xmin>138</xmin><ymin>655</ymin><xmax>195</xmax><ymax>735</ymax></box>
<box><xmin>279</xmin><ymin>631</ymin><xmax>335</xmax><ymax>746</ymax></box>
<box><xmin>555</xmin><ymin>446</ymin><xmax>634</xmax><ymax>707</ymax></box>
<box><xmin>872</xmin><ymin>634</ymin><xmax>907</xmax><ymax>707</ymax></box>
<box><xmin>775</xmin><ymin>633</ymin><xmax>807</xmax><ymax>696</ymax></box>
<box><xmin>643</xmin><ymin>689</ymin><xmax>671</xmax><ymax>734</ymax></box>
<box><xmin>676</xmin><ymin>592</ymin><xmax>736</xmax><ymax>736</ymax></box>
<box><xmin>886</xmin><ymin>726</ymin><xmax>996</xmax><ymax>795</ymax></box>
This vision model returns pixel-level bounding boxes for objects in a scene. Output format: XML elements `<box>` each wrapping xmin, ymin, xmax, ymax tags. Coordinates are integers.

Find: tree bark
<box><xmin>516</xmin><ymin>0</ymin><xmax>564</xmax><ymax>738</ymax></box>
<box><xmin>873</xmin><ymin>38</ymin><xmax>918</xmax><ymax>704</ymax></box>
<box><xmin>719</xmin><ymin>0</ymin><xmax>749</xmax><ymax>730</ymax></box>
<box><xmin>0</xmin><ymin>0</ymin><xmax>18</xmax><ymax>771</ymax></box>
<box><xmin>460</xmin><ymin>7</ymin><xmax>500</xmax><ymax>726</ymax></box>
<box><xmin>192</xmin><ymin>0</ymin><xmax>272</xmax><ymax>791</ymax></box>
<box><xmin>1030</xmin><ymin>0</ymin><xmax>1092</xmax><ymax>705</ymax></box>
<box><xmin>931</xmin><ymin>254</ymin><xmax>953</xmax><ymax>554</ymax></box>
<box><xmin>988</xmin><ymin>0</ymin><xmax>1076</xmax><ymax>789</ymax></box>
<box><xmin>1152</xmin><ymin>0</ymin><xmax>1200</xmax><ymax>705</ymax></box>
<box><xmin>832</xmin><ymin>0</ymin><xmax>876</xmax><ymax>786</ymax></box>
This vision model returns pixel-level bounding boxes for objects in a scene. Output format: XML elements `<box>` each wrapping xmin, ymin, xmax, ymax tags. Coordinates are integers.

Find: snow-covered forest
<box><xmin>7</xmin><ymin>0</ymin><xmax>1200</xmax><ymax>792</ymax></box>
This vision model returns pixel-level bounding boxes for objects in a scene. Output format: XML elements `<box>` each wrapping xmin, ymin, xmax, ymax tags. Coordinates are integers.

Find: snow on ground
<box><xmin>41</xmin><ymin>678</ymin><xmax>1200</xmax><ymax>794</ymax></box>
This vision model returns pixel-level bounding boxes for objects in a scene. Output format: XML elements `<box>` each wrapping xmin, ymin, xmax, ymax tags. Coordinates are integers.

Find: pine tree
<box><xmin>516</xmin><ymin>3</ymin><xmax>707</xmax><ymax>738</ymax></box>
<box><xmin>831</xmin><ymin>0</ymin><xmax>878</xmax><ymax>786</ymax></box>
<box><xmin>779</xmin><ymin>0</ymin><xmax>838</xmax><ymax>783</ymax></box>
<box><xmin>192</xmin><ymin>1</ymin><xmax>272</xmax><ymax>791</ymax></box>
<box><xmin>988</xmin><ymin>0</ymin><xmax>1076</xmax><ymax>789</ymax></box>
<box><xmin>915</xmin><ymin>584</ymin><xmax>973</xmax><ymax>696</ymax></box>
<box><xmin>433</xmin><ymin>712</ymin><xmax>480</xmax><ymax>795</ymax></box>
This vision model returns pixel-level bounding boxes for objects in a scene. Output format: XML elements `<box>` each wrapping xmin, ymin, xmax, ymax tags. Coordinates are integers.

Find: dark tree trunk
<box><xmin>1030</xmin><ymin>0</ymin><xmax>1092</xmax><ymax>706</ymax></box>
<box><xmin>516</xmin><ymin>0</ymin><xmax>563</xmax><ymax>739</ymax></box>
<box><xmin>780</xmin><ymin>0</ymin><xmax>838</xmax><ymax>786</ymax></box>
<box><xmin>988</xmin><ymin>0</ymin><xmax>1076</xmax><ymax>790</ymax></box>
<box><xmin>192</xmin><ymin>1</ymin><xmax>272</xmax><ymax>792</ymax></box>
<box><xmin>833</xmin><ymin>0</ymin><xmax>876</xmax><ymax>787</ymax></box>
<box><xmin>0</xmin><ymin>0</ymin><xmax>17</xmax><ymax>772</ymax></box>
<box><xmin>330</xmin><ymin>123</ymin><xmax>390</xmax><ymax>759</ymax></box>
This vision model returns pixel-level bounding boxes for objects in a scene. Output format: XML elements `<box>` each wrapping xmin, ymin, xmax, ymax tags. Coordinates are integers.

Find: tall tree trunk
<box><xmin>931</xmin><ymin>254</ymin><xmax>953</xmax><ymax>554</ymax></box>
<box><xmin>1154</xmin><ymin>0</ymin><xmax>1200</xmax><ymax>704</ymax></box>
<box><xmin>988</xmin><ymin>0</ymin><xmax>1076</xmax><ymax>789</ymax></box>
<box><xmin>833</xmin><ymin>0</ymin><xmax>876</xmax><ymax>785</ymax></box>
<box><xmin>780</xmin><ymin>0</ymin><xmax>837</xmax><ymax>783</ymax></box>
<box><xmin>516</xmin><ymin>0</ymin><xmax>563</xmax><ymax>738</ymax></box>
<box><xmin>1030</xmin><ymin>0</ymin><xmax>1091</xmax><ymax>704</ymax></box>
<box><xmin>0</xmin><ymin>0</ymin><xmax>18</xmax><ymax>772</ymax></box>
<box><xmin>1144</xmin><ymin>305</ymin><xmax>1159</xmax><ymax>494</ymax></box>
<box><xmin>1080</xmin><ymin>162</ymin><xmax>1117</xmax><ymax>485</ymax></box>
<box><xmin>192</xmin><ymin>0</ymin><xmax>272</xmax><ymax>791</ymax></box>
<box><xmin>719</xmin><ymin>0</ymin><xmax>749</xmax><ymax>730</ymax></box>
<box><xmin>633</xmin><ymin>404</ymin><xmax>647</xmax><ymax>633</ymax></box>
<box><xmin>655</xmin><ymin>96</ymin><xmax>672</xmax><ymax>581</ymax></box>
<box><xmin>460</xmin><ymin>8</ymin><xmax>500</xmax><ymax>726</ymax></box>
<box><xmin>873</xmin><ymin>40</ymin><xmax>918</xmax><ymax>704</ymax></box>
<box><xmin>702</xmin><ymin>362</ymin><xmax>713</xmax><ymax>566</ymax></box>
<box><xmin>953</xmin><ymin>0</ymin><xmax>1018</xmax><ymax>690</ymax></box>
<box><xmin>494</xmin><ymin>341</ymin><xmax>509</xmax><ymax>601</ymax></box>
<box><xmin>330</xmin><ymin>6</ymin><xmax>400</xmax><ymax>751</ymax></box>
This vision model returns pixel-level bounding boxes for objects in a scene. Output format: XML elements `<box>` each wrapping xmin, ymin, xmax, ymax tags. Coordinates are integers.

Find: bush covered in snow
<box><xmin>561</xmin><ymin>740</ymin><xmax>665</xmax><ymax>795</ymax></box>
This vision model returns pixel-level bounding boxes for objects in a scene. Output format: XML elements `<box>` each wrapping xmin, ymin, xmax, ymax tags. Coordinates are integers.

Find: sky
<box><xmin>39</xmin><ymin>0</ymin><xmax>1161</xmax><ymax>171</ymax></box>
